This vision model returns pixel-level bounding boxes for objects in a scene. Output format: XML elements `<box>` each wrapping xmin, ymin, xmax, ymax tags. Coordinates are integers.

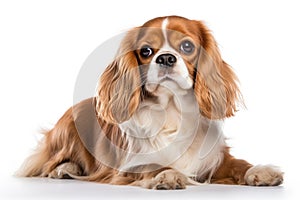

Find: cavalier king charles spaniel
<box><xmin>19</xmin><ymin>16</ymin><xmax>283</xmax><ymax>189</ymax></box>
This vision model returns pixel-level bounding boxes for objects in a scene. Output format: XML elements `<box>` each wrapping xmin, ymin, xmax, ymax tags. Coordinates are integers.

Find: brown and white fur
<box><xmin>18</xmin><ymin>16</ymin><xmax>283</xmax><ymax>189</ymax></box>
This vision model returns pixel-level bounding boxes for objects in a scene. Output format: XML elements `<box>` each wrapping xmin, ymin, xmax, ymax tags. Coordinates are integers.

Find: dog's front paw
<box><xmin>152</xmin><ymin>169</ymin><xmax>188</xmax><ymax>190</ymax></box>
<box><xmin>48</xmin><ymin>162</ymin><xmax>82</xmax><ymax>179</ymax></box>
<box><xmin>244</xmin><ymin>165</ymin><xmax>283</xmax><ymax>186</ymax></box>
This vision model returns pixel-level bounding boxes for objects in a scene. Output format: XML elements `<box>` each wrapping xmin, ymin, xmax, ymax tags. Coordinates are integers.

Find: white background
<box><xmin>1</xmin><ymin>0</ymin><xmax>300</xmax><ymax>199</ymax></box>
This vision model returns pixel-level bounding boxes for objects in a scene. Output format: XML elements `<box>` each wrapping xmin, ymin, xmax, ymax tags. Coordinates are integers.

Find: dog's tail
<box><xmin>15</xmin><ymin>130</ymin><xmax>52</xmax><ymax>177</ymax></box>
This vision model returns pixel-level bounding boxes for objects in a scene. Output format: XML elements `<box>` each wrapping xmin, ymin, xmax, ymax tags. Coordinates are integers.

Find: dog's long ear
<box><xmin>96</xmin><ymin>28</ymin><xmax>141</xmax><ymax>124</ymax></box>
<box><xmin>194</xmin><ymin>21</ymin><xmax>242</xmax><ymax>119</ymax></box>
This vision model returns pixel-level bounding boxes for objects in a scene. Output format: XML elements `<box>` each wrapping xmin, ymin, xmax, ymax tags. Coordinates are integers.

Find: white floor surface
<box><xmin>0</xmin><ymin>175</ymin><xmax>292</xmax><ymax>200</ymax></box>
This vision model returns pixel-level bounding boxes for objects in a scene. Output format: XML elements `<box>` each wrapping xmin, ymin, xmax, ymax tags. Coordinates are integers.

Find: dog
<box><xmin>18</xmin><ymin>16</ymin><xmax>283</xmax><ymax>189</ymax></box>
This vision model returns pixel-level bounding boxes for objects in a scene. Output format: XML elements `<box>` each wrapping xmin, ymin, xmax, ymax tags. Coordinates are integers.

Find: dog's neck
<box><xmin>151</xmin><ymin>80</ymin><xmax>199</xmax><ymax>113</ymax></box>
<box><xmin>119</xmin><ymin>81</ymin><xmax>200</xmax><ymax>152</ymax></box>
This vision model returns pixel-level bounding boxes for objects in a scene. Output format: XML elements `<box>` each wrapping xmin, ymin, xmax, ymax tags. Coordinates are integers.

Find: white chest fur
<box><xmin>119</xmin><ymin>81</ymin><xmax>225</xmax><ymax>180</ymax></box>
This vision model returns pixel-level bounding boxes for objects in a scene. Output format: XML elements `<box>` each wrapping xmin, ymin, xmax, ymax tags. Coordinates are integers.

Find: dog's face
<box><xmin>97</xmin><ymin>16</ymin><xmax>241</xmax><ymax>124</ymax></box>
<box><xmin>136</xmin><ymin>17</ymin><xmax>199</xmax><ymax>93</ymax></box>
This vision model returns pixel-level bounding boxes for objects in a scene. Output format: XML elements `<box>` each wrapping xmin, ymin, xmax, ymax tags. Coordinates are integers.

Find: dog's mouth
<box><xmin>157</xmin><ymin>67</ymin><xmax>175</xmax><ymax>77</ymax></box>
<box><xmin>145</xmin><ymin>74</ymin><xmax>193</xmax><ymax>93</ymax></box>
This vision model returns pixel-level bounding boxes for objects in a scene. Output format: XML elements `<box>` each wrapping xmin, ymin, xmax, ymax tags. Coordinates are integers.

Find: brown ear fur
<box><xmin>194</xmin><ymin>21</ymin><xmax>241</xmax><ymax>119</ymax></box>
<box><xmin>96</xmin><ymin>29</ymin><xmax>141</xmax><ymax>124</ymax></box>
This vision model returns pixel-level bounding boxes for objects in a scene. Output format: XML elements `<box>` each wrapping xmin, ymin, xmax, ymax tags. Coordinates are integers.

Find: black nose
<box><xmin>155</xmin><ymin>54</ymin><xmax>177</xmax><ymax>67</ymax></box>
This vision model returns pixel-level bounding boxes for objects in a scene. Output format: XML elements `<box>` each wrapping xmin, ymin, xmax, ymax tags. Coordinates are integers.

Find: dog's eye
<box><xmin>140</xmin><ymin>45</ymin><xmax>153</xmax><ymax>58</ymax></box>
<box><xmin>180</xmin><ymin>40</ymin><xmax>195</xmax><ymax>54</ymax></box>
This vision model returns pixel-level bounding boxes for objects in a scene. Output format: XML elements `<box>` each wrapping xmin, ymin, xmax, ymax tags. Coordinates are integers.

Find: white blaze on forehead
<box><xmin>159</xmin><ymin>18</ymin><xmax>175</xmax><ymax>53</ymax></box>
<box><xmin>162</xmin><ymin>18</ymin><xmax>169</xmax><ymax>44</ymax></box>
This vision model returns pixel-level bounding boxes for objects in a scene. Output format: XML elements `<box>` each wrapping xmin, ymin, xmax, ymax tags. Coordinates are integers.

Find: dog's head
<box><xmin>96</xmin><ymin>16</ymin><xmax>241</xmax><ymax>124</ymax></box>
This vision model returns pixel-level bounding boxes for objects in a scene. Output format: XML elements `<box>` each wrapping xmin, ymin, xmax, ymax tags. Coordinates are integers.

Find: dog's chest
<box><xmin>120</xmin><ymin>88</ymin><xmax>199</xmax><ymax>148</ymax></box>
<box><xmin>118</xmin><ymin>85</ymin><xmax>225</xmax><ymax>178</ymax></box>
<box><xmin>118</xmin><ymin>88</ymin><xmax>210</xmax><ymax>173</ymax></box>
